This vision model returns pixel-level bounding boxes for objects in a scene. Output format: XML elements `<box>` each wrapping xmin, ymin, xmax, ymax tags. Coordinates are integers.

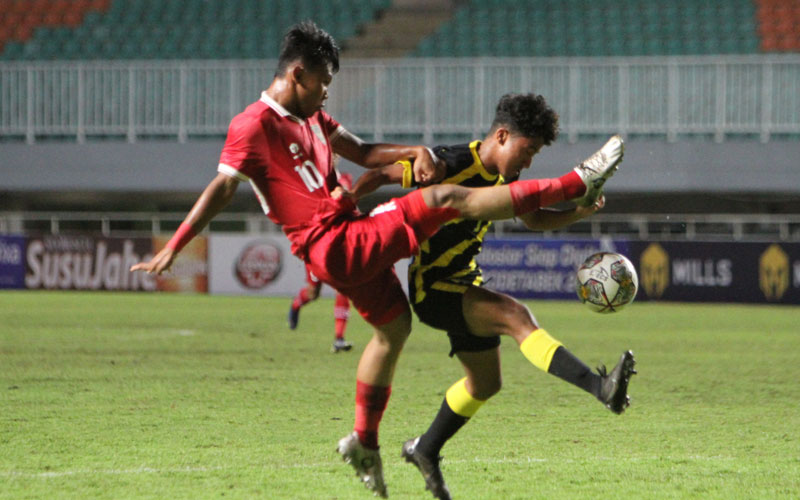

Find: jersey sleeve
<box><xmin>396</xmin><ymin>160</ymin><xmax>417</xmax><ymax>189</ymax></box>
<box><xmin>432</xmin><ymin>145</ymin><xmax>462</xmax><ymax>180</ymax></box>
<box><xmin>320</xmin><ymin>110</ymin><xmax>346</xmax><ymax>143</ymax></box>
<box><xmin>218</xmin><ymin>113</ymin><xmax>265</xmax><ymax>181</ymax></box>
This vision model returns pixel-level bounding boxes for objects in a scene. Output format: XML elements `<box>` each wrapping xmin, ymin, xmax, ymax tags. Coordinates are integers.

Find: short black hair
<box><xmin>489</xmin><ymin>93</ymin><xmax>559</xmax><ymax>145</ymax></box>
<box><xmin>275</xmin><ymin>21</ymin><xmax>340</xmax><ymax>77</ymax></box>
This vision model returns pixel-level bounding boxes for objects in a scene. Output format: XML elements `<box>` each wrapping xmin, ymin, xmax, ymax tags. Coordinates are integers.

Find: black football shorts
<box><xmin>411</xmin><ymin>283</ymin><xmax>501</xmax><ymax>357</ymax></box>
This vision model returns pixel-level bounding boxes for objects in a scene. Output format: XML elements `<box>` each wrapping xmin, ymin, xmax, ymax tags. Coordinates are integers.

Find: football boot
<box><xmin>573</xmin><ymin>134</ymin><xmax>624</xmax><ymax>205</ymax></box>
<box><xmin>597</xmin><ymin>350</ymin><xmax>637</xmax><ymax>414</ymax></box>
<box><xmin>287</xmin><ymin>305</ymin><xmax>300</xmax><ymax>330</ymax></box>
<box><xmin>401</xmin><ymin>437</ymin><xmax>451</xmax><ymax>500</ymax></box>
<box><xmin>337</xmin><ymin>432</ymin><xmax>388</xmax><ymax>498</ymax></box>
<box><xmin>331</xmin><ymin>338</ymin><xmax>353</xmax><ymax>353</ymax></box>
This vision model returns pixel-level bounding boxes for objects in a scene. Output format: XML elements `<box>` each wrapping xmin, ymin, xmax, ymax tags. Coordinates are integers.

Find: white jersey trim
<box><xmin>260</xmin><ymin>91</ymin><xmax>304</xmax><ymax>124</ymax></box>
<box><xmin>329</xmin><ymin>125</ymin><xmax>346</xmax><ymax>143</ymax></box>
<box><xmin>249</xmin><ymin>179</ymin><xmax>271</xmax><ymax>215</ymax></box>
<box><xmin>218</xmin><ymin>163</ymin><xmax>270</xmax><ymax>214</ymax></box>
<box><xmin>218</xmin><ymin>163</ymin><xmax>250</xmax><ymax>182</ymax></box>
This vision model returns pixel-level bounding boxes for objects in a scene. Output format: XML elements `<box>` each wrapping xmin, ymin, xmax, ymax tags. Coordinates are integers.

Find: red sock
<box><xmin>334</xmin><ymin>294</ymin><xmax>349</xmax><ymax>339</ymax></box>
<box><xmin>292</xmin><ymin>288</ymin><xmax>311</xmax><ymax>310</ymax></box>
<box><xmin>509</xmin><ymin>171</ymin><xmax>586</xmax><ymax>215</ymax></box>
<box><xmin>354</xmin><ymin>381</ymin><xmax>391</xmax><ymax>449</ymax></box>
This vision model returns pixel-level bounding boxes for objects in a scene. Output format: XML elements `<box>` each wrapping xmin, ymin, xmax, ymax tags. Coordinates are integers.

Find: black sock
<box><xmin>415</xmin><ymin>398</ymin><xmax>469</xmax><ymax>458</ymax></box>
<box><xmin>547</xmin><ymin>346</ymin><xmax>601</xmax><ymax>397</ymax></box>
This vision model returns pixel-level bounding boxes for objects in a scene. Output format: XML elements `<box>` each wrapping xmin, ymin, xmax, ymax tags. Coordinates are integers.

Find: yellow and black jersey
<box><xmin>408</xmin><ymin>140</ymin><xmax>507</xmax><ymax>304</ymax></box>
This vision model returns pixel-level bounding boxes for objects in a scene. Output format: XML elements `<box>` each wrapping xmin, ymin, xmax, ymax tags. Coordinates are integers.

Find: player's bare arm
<box><xmin>348</xmin><ymin>162</ymin><xmax>406</xmax><ymax>199</ymax></box>
<box><xmin>518</xmin><ymin>194</ymin><xmax>605</xmax><ymax>231</ymax></box>
<box><xmin>130</xmin><ymin>173</ymin><xmax>240</xmax><ymax>275</ymax></box>
<box><xmin>331</xmin><ymin>129</ymin><xmax>442</xmax><ymax>184</ymax></box>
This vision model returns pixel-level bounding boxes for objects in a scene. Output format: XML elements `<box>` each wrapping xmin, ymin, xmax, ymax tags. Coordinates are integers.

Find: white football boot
<box><xmin>337</xmin><ymin>432</ymin><xmax>388</xmax><ymax>498</ymax></box>
<box><xmin>573</xmin><ymin>134</ymin><xmax>624</xmax><ymax>206</ymax></box>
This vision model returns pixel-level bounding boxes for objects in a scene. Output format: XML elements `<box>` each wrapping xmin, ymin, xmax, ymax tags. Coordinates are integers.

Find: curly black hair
<box><xmin>489</xmin><ymin>93</ymin><xmax>559</xmax><ymax>145</ymax></box>
<box><xmin>275</xmin><ymin>21</ymin><xmax>340</xmax><ymax>77</ymax></box>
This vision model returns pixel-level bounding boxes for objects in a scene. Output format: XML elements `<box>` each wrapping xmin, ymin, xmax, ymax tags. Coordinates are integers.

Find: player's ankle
<box><xmin>558</xmin><ymin>170</ymin><xmax>586</xmax><ymax>199</ymax></box>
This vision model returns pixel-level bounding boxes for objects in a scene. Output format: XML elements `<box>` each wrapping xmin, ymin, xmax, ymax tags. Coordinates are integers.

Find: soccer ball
<box><xmin>576</xmin><ymin>252</ymin><xmax>639</xmax><ymax>313</ymax></box>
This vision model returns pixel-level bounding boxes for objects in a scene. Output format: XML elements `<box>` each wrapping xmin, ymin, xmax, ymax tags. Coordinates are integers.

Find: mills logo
<box><xmin>759</xmin><ymin>244</ymin><xmax>789</xmax><ymax>301</ymax></box>
<box><xmin>640</xmin><ymin>243</ymin><xmax>669</xmax><ymax>298</ymax></box>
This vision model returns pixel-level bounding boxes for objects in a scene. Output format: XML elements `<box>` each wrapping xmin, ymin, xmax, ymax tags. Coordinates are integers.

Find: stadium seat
<box><xmin>0</xmin><ymin>0</ymin><xmax>390</xmax><ymax>60</ymax></box>
<box><xmin>0</xmin><ymin>0</ymin><xmax>788</xmax><ymax>60</ymax></box>
<box><xmin>411</xmin><ymin>0</ymin><xmax>768</xmax><ymax>57</ymax></box>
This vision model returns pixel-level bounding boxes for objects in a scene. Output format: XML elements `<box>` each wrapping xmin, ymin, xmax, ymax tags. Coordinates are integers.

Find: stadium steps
<box><xmin>342</xmin><ymin>0</ymin><xmax>456</xmax><ymax>58</ymax></box>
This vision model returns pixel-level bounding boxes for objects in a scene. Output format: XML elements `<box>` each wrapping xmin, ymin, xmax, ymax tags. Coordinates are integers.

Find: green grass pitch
<box><xmin>1</xmin><ymin>291</ymin><xmax>798</xmax><ymax>499</ymax></box>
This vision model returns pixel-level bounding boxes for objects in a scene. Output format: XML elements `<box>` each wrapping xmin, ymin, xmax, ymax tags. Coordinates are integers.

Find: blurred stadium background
<box><xmin>1</xmin><ymin>0</ymin><xmax>799</xmax><ymax>303</ymax></box>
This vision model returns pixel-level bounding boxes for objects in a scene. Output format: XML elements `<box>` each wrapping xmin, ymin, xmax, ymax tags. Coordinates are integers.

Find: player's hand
<box><xmin>330</xmin><ymin>186</ymin><xmax>358</xmax><ymax>212</ymax></box>
<box><xmin>412</xmin><ymin>148</ymin><xmax>444</xmax><ymax>185</ymax></box>
<box><xmin>575</xmin><ymin>194</ymin><xmax>606</xmax><ymax>218</ymax></box>
<box><xmin>130</xmin><ymin>246</ymin><xmax>176</xmax><ymax>275</ymax></box>
<box><xmin>331</xmin><ymin>185</ymin><xmax>355</xmax><ymax>200</ymax></box>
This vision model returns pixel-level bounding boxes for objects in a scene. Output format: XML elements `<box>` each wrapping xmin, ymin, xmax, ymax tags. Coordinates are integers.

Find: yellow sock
<box><xmin>520</xmin><ymin>328</ymin><xmax>563</xmax><ymax>372</ymax></box>
<box><xmin>445</xmin><ymin>378</ymin><xmax>485</xmax><ymax>418</ymax></box>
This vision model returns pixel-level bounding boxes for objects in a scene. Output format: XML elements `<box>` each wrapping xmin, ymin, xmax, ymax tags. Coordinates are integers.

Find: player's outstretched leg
<box><xmin>401</xmin><ymin>437</ymin><xmax>451</xmax><ymax>500</ymax></box>
<box><xmin>418</xmin><ymin>135</ymin><xmax>625</xmax><ymax>223</ymax></box>
<box><xmin>337</xmin><ymin>432</ymin><xmax>388</xmax><ymax>498</ymax></box>
<box><xmin>597</xmin><ymin>350</ymin><xmax>637</xmax><ymax>414</ymax></box>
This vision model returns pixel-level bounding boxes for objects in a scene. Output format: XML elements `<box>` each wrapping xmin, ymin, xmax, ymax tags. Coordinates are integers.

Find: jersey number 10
<box><xmin>295</xmin><ymin>160</ymin><xmax>325</xmax><ymax>192</ymax></box>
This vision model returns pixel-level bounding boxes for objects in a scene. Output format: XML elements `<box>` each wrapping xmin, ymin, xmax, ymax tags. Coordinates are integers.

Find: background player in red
<box><xmin>289</xmin><ymin>263</ymin><xmax>353</xmax><ymax>352</ymax></box>
<box><xmin>288</xmin><ymin>169</ymin><xmax>354</xmax><ymax>354</ymax></box>
<box><xmin>130</xmin><ymin>21</ymin><xmax>624</xmax><ymax>498</ymax></box>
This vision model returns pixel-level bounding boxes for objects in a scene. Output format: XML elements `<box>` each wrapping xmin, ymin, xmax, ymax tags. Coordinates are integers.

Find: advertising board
<box><xmin>0</xmin><ymin>235</ymin><xmax>26</xmax><ymax>289</ymax></box>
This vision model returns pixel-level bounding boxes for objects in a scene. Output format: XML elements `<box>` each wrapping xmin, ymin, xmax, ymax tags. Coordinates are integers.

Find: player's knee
<box><xmin>498</xmin><ymin>296</ymin><xmax>539</xmax><ymax>338</ymax></box>
<box><xmin>374</xmin><ymin>310</ymin><xmax>411</xmax><ymax>348</ymax></box>
<box><xmin>424</xmin><ymin>184</ymin><xmax>465</xmax><ymax>209</ymax></box>
<box><xmin>307</xmin><ymin>287</ymin><xmax>320</xmax><ymax>300</ymax></box>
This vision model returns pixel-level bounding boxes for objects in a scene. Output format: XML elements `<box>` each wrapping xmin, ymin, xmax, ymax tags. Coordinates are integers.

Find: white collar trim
<box><xmin>260</xmin><ymin>91</ymin><xmax>304</xmax><ymax>124</ymax></box>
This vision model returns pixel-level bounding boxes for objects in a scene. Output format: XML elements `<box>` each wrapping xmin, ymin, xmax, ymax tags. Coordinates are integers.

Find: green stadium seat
<box><xmin>0</xmin><ymin>0</ymin><xmax>769</xmax><ymax>60</ymax></box>
<box><xmin>663</xmin><ymin>38</ymin><xmax>683</xmax><ymax>55</ymax></box>
<box><xmin>99</xmin><ymin>39</ymin><xmax>119</xmax><ymax>59</ymax></box>
<box><xmin>80</xmin><ymin>37</ymin><xmax>101</xmax><ymax>55</ymax></box>
<box><xmin>22</xmin><ymin>39</ymin><xmax>42</xmax><ymax>59</ymax></box>
<box><xmin>159</xmin><ymin>38</ymin><xmax>180</xmax><ymax>59</ymax></box>
<box><xmin>1</xmin><ymin>40</ymin><xmax>24</xmax><ymax>59</ymax></box>
<box><xmin>642</xmin><ymin>38</ymin><xmax>663</xmax><ymax>56</ymax></box>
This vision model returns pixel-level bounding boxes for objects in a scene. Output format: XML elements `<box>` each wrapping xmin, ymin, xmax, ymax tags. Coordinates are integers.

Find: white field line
<box><xmin>1</xmin><ymin>455</ymin><xmax>736</xmax><ymax>479</ymax></box>
<box><xmin>2</xmin><ymin>466</ymin><xmax>228</xmax><ymax>478</ymax></box>
<box><xmin>93</xmin><ymin>327</ymin><xmax>197</xmax><ymax>336</ymax></box>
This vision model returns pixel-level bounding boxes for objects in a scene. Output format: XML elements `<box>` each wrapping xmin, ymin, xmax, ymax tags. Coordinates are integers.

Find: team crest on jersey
<box><xmin>310</xmin><ymin>124</ymin><xmax>327</xmax><ymax>145</ymax></box>
<box><xmin>289</xmin><ymin>142</ymin><xmax>303</xmax><ymax>160</ymax></box>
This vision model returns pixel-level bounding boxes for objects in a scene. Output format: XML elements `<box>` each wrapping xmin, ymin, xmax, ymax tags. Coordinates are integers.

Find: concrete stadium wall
<box><xmin>1</xmin><ymin>138</ymin><xmax>799</xmax><ymax>194</ymax></box>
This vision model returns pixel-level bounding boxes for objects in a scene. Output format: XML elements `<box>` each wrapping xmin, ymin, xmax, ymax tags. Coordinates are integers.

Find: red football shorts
<box><xmin>305</xmin><ymin>190</ymin><xmax>456</xmax><ymax>326</ymax></box>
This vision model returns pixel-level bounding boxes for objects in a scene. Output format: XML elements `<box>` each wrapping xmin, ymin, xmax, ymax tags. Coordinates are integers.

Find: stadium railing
<box><xmin>1</xmin><ymin>55</ymin><xmax>799</xmax><ymax>144</ymax></box>
<box><xmin>3</xmin><ymin>211</ymin><xmax>800</xmax><ymax>242</ymax></box>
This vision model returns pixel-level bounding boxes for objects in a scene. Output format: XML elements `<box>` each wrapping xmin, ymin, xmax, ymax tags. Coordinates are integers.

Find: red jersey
<box><xmin>218</xmin><ymin>91</ymin><xmax>353</xmax><ymax>256</ymax></box>
<box><xmin>337</xmin><ymin>171</ymin><xmax>353</xmax><ymax>191</ymax></box>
